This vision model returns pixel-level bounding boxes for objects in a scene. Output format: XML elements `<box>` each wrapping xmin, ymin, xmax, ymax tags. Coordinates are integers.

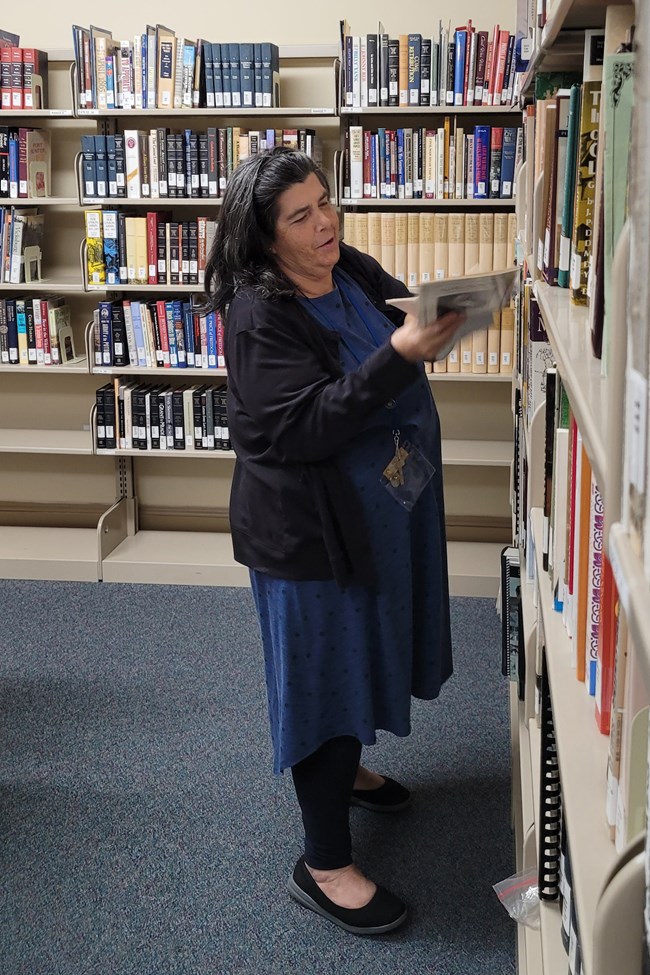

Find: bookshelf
<box><xmin>510</xmin><ymin>1</ymin><xmax>650</xmax><ymax>973</ymax></box>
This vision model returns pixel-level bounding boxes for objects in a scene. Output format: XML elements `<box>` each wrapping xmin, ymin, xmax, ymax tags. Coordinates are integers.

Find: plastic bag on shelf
<box><xmin>493</xmin><ymin>867</ymin><xmax>540</xmax><ymax>929</ymax></box>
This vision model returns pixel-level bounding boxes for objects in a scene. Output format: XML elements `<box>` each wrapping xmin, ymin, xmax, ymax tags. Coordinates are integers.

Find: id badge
<box><xmin>380</xmin><ymin>434</ymin><xmax>435</xmax><ymax>511</ymax></box>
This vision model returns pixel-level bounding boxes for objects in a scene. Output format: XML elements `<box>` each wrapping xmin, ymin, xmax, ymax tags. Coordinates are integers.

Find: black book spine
<box><xmin>207</xmin><ymin>127</ymin><xmax>218</xmax><ymax>198</ymax></box>
<box><xmin>118</xmin><ymin>213</ymin><xmax>128</xmax><ymax>284</ymax></box>
<box><xmin>189</xmin><ymin>132</ymin><xmax>199</xmax><ymax>198</ymax></box>
<box><xmin>172</xmin><ymin>388</ymin><xmax>186</xmax><ymax>449</ymax></box>
<box><xmin>111</xmin><ymin>304</ymin><xmax>130</xmax><ymax>367</ymax></box>
<box><xmin>166</xmin><ymin>134</ymin><xmax>176</xmax><ymax>198</ymax></box>
<box><xmin>103</xmin><ymin>384</ymin><xmax>116</xmax><ymax>449</ymax></box>
<box><xmin>388</xmin><ymin>39</ymin><xmax>399</xmax><ymax>107</ymax></box>
<box><xmin>95</xmin><ymin>384</ymin><xmax>107</xmax><ymax>449</ymax></box>
<box><xmin>157</xmin><ymin>128</ymin><xmax>168</xmax><ymax>197</ymax></box>
<box><xmin>218</xmin><ymin>383</ymin><xmax>230</xmax><ymax>450</ymax></box>
<box><xmin>198</xmin><ymin>132</ymin><xmax>208</xmax><ymax>198</ymax></box>
<box><xmin>25</xmin><ymin>297</ymin><xmax>36</xmax><ymax>364</ymax></box>
<box><xmin>420</xmin><ymin>37</ymin><xmax>431</xmax><ymax>106</ymax></box>
<box><xmin>113</xmin><ymin>132</ymin><xmax>126</xmax><ymax>198</ymax></box>
<box><xmin>538</xmin><ymin>647</ymin><xmax>562</xmax><ymax>901</ymax></box>
<box><xmin>192</xmin><ymin>387</ymin><xmax>204</xmax><ymax>449</ymax></box>
<box><xmin>188</xmin><ymin>221</ymin><xmax>198</xmax><ymax>285</ymax></box>
<box><xmin>181</xmin><ymin>222</ymin><xmax>189</xmax><ymax>285</ymax></box>
<box><xmin>379</xmin><ymin>34</ymin><xmax>389</xmax><ymax>107</ymax></box>
<box><xmin>176</xmin><ymin>133</ymin><xmax>186</xmax><ymax>197</ymax></box>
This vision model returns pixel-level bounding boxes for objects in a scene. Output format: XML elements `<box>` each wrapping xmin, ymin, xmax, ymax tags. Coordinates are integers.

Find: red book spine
<box><xmin>10</xmin><ymin>47</ymin><xmax>23</xmax><ymax>109</ymax></box>
<box><xmin>0</xmin><ymin>47</ymin><xmax>12</xmax><ymax>109</ymax></box>
<box><xmin>493</xmin><ymin>31</ymin><xmax>510</xmax><ymax>106</ymax></box>
<box><xmin>156</xmin><ymin>299</ymin><xmax>170</xmax><ymax>367</ymax></box>
<box><xmin>595</xmin><ymin>556</ymin><xmax>618</xmax><ymax>735</ymax></box>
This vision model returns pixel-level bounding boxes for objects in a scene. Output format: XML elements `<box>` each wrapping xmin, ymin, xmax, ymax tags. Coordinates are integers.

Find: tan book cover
<box><xmin>368</xmin><ymin>211</ymin><xmax>382</xmax><ymax>263</ymax></box>
<box><xmin>125</xmin><ymin>216</ymin><xmax>138</xmax><ymax>285</ymax></box>
<box><xmin>156</xmin><ymin>26</ymin><xmax>176</xmax><ymax>111</ymax></box>
<box><xmin>479</xmin><ymin>212</ymin><xmax>494</xmax><ymax>271</ymax></box>
<box><xmin>487</xmin><ymin>310</ymin><xmax>501</xmax><ymax>373</ymax></box>
<box><xmin>499</xmin><ymin>306</ymin><xmax>515</xmax><ymax>372</ymax></box>
<box><xmin>493</xmin><ymin>212</ymin><xmax>509</xmax><ymax>270</ymax></box>
<box><xmin>407</xmin><ymin>212</ymin><xmax>420</xmax><ymax>289</ymax></box>
<box><xmin>419</xmin><ymin>212</ymin><xmax>435</xmax><ymax>283</ymax></box>
<box><xmin>395</xmin><ymin>212</ymin><xmax>408</xmax><ymax>283</ymax></box>
<box><xmin>424</xmin><ymin>360</ymin><xmax>435</xmax><ymax>373</ymax></box>
<box><xmin>343</xmin><ymin>211</ymin><xmax>357</xmax><ymax>248</ymax></box>
<box><xmin>464</xmin><ymin>213</ymin><xmax>480</xmax><ymax>274</ymax></box>
<box><xmin>381</xmin><ymin>212</ymin><xmax>396</xmax><ymax>277</ymax></box>
<box><xmin>356</xmin><ymin>213</ymin><xmax>369</xmax><ymax>254</ymax></box>
<box><xmin>399</xmin><ymin>35</ymin><xmax>409</xmax><ymax>106</ymax></box>
<box><xmin>460</xmin><ymin>334</ymin><xmax>473</xmax><ymax>372</ymax></box>
<box><xmin>507</xmin><ymin>212</ymin><xmax>517</xmax><ymax>268</ymax></box>
<box><xmin>472</xmin><ymin>328</ymin><xmax>488</xmax><ymax>373</ymax></box>
<box><xmin>448</xmin><ymin>212</ymin><xmax>465</xmax><ymax>277</ymax></box>
<box><xmin>433</xmin><ymin>356</ymin><xmax>447</xmax><ymax>373</ymax></box>
<box><xmin>433</xmin><ymin>213</ymin><xmax>449</xmax><ymax>279</ymax></box>
<box><xmin>446</xmin><ymin>343</ymin><xmax>460</xmax><ymax>372</ymax></box>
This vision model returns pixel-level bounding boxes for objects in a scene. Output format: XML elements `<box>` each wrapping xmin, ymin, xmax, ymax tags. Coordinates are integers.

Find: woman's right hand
<box><xmin>390</xmin><ymin>311</ymin><xmax>466</xmax><ymax>364</ymax></box>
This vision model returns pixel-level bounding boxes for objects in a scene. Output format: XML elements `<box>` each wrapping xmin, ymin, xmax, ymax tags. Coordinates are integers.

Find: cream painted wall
<box><xmin>12</xmin><ymin>0</ymin><xmax>513</xmax><ymax>52</ymax></box>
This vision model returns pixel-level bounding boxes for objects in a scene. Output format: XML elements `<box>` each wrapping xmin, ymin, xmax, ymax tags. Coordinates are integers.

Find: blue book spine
<box><xmin>98</xmin><ymin>301</ymin><xmax>113</xmax><ymax>366</ymax></box>
<box><xmin>499</xmin><ymin>127</ymin><xmax>517</xmax><ymax>199</ymax></box>
<box><xmin>15</xmin><ymin>299</ymin><xmax>27</xmax><ymax>363</ymax></box>
<box><xmin>473</xmin><ymin>125</ymin><xmax>490</xmax><ymax>199</ymax></box>
<box><xmin>253</xmin><ymin>43</ymin><xmax>263</xmax><ymax>108</ymax></box>
<box><xmin>182</xmin><ymin>302</ymin><xmax>195</xmax><ymax>365</ymax></box>
<box><xmin>206</xmin><ymin>311</ymin><xmax>217</xmax><ymax>368</ymax></box>
<box><xmin>203</xmin><ymin>41</ymin><xmax>215</xmax><ymax>108</ymax></box>
<box><xmin>370</xmin><ymin>134</ymin><xmax>377</xmax><ymax>199</ymax></box>
<box><xmin>229</xmin><ymin>43</ymin><xmax>241</xmax><ymax>109</ymax></box>
<box><xmin>105</xmin><ymin>55</ymin><xmax>115</xmax><ymax>110</ymax></box>
<box><xmin>212</xmin><ymin>43</ymin><xmax>223</xmax><ymax>108</ymax></box>
<box><xmin>130</xmin><ymin>300</ymin><xmax>148</xmax><ymax>367</ymax></box>
<box><xmin>453</xmin><ymin>31</ymin><xmax>467</xmax><ymax>106</ymax></box>
<box><xmin>240</xmin><ymin>42</ymin><xmax>254</xmax><ymax>108</ymax></box>
<box><xmin>81</xmin><ymin>134</ymin><xmax>97</xmax><ymax>198</ymax></box>
<box><xmin>397</xmin><ymin>128</ymin><xmax>405</xmax><ymax>199</ymax></box>
<box><xmin>172</xmin><ymin>299</ymin><xmax>187</xmax><ymax>366</ymax></box>
<box><xmin>141</xmin><ymin>34</ymin><xmax>147</xmax><ymax>109</ymax></box>
<box><xmin>261</xmin><ymin>43</ymin><xmax>273</xmax><ymax>108</ymax></box>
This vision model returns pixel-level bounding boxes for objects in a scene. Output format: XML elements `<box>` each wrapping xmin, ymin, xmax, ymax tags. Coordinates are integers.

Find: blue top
<box><xmin>250</xmin><ymin>271</ymin><xmax>453</xmax><ymax>774</ymax></box>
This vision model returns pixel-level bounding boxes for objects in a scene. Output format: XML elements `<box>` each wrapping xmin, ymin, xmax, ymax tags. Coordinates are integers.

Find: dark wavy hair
<box><xmin>202</xmin><ymin>147</ymin><xmax>331</xmax><ymax>313</ymax></box>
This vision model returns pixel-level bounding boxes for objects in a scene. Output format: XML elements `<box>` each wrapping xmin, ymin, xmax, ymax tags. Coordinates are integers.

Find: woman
<box><xmin>203</xmin><ymin>147</ymin><xmax>464</xmax><ymax>936</ymax></box>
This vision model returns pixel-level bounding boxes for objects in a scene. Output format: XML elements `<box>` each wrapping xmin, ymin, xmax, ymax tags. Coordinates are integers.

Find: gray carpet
<box><xmin>0</xmin><ymin>581</ymin><xmax>516</xmax><ymax>975</ymax></box>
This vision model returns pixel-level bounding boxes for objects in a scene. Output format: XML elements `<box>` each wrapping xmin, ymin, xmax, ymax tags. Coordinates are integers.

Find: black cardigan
<box><xmin>224</xmin><ymin>243</ymin><xmax>420</xmax><ymax>586</ymax></box>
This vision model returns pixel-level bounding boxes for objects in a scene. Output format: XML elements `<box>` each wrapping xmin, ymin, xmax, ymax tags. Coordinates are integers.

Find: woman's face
<box><xmin>271</xmin><ymin>172</ymin><xmax>340</xmax><ymax>285</ymax></box>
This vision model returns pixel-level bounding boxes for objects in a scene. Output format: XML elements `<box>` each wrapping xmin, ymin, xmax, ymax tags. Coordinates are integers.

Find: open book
<box><xmin>387</xmin><ymin>268</ymin><xmax>518</xmax><ymax>361</ymax></box>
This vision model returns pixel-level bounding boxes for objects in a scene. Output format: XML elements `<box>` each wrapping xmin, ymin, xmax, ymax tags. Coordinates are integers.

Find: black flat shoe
<box><xmin>288</xmin><ymin>857</ymin><xmax>408</xmax><ymax>935</ymax></box>
<box><xmin>350</xmin><ymin>776</ymin><xmax>411</xmax><ymax>813</ymax></box>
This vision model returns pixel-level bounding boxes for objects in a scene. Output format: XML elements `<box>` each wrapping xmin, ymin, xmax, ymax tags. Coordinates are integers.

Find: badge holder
<box><xmin>380</xmin><ymin>431</ymin><xmax>435</xmax><ymax>511</ymax></box>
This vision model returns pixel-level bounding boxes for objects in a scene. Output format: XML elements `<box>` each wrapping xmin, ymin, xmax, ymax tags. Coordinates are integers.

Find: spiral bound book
<box><xmin>538</xmin><ymin>647</ymin><xmax>562</xmax><ymax>900</ymax></box>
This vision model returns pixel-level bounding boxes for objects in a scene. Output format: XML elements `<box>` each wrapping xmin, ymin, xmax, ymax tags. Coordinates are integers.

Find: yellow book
<box><xmin>85</xmin><ymin>209</ymin><xmax>105</xmax><ymax>285</ymax></box>
<box><xmin>487</xmin><ymin>310</ymin><xmax>501</xmax><ymax>373</ymax></box>
<box><xmin>395</xmin><ymin>212</ymin><xmax>408</xmax><ymax>283</ymax></box>
<box><xmin>125</xmin><ymin>216</ymin><xmax>138</xmax><ymax>285</ymax></box>
<box><xmin>433</xmin><ymin>213</ymin><xmax>448</xmax><ymax>279</ymax></box>
<box><xmin>343</xmin><ymin>211</ymin><xmax>357</xmax><ymax>248</ymax></box>
<box><xmin>472</xmin><ymin>329</ymin><xmax>488</xmax><ymax>374</ymax></box>
<box><xmin>499</xmin><ymin>307</ymin><xmax>515</xmax><ymax>373</ymax></box>
<box><xmin>381</xmin><ymin>212</ymin><xmax>396</xmax><ymax>277</ymax></box>
<box><xmin>407</xmin><ymin>212</ymin><xmax>420</xmax><ymax>289</ymax></box>
<box><xmin>479</xmin><ymin>212</ymin><xmax>494</xmax><ymax>271</ymax></box>
<box><xmin>507</xmin><ymin>212</ymin><xmax>517</xmax><ymax>268</ymax></box>
<box><xmin>447</xmin><ymin>342</ymin><xmax>460</xmax><ymax>373</ymax></box>
<box><xmin>493</xmin><ymin>212</ymin><xmax>509</xmax><ymax>270</ymax></box>
<box><xmin>448</xmin><ymin>212</ymin><xmax>465</xmax><ymax>277</ymax></box>
<box><xmin>419</xmin><ymin>212</ymin><xmax>435</xmax><ymax>283</ymax></box>
<box><xmin>368</xmin><ymin>211</ymin><xmax>382</xmax><ymax>264</ymax></box>
<box><xmin>464</xmin><ymin>212</ymin><xmax>480</xmax><ymax>274</ymax></box>
<box><xmin>134</xmin><ymin>217</ymin><xmax>148</xmax><ymax>285</ymax></box>
<box><xmin>433</xmin><ymin>355</ymin><xmax>447</xmax><ymax>373</ymax></box>
<box><xmin>356</xmin><ymin>213</ymin><xmax>369</xmax><ymax>254</ymax></box>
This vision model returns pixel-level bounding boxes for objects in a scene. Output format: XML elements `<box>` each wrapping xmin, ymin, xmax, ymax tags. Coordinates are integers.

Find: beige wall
<box><xmin>12</xmin><ymin>1</ymin><xmax>514</xmax><ymax>52</ymax></box>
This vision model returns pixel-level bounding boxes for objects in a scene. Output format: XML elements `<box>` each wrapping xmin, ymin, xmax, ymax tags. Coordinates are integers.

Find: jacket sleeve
<box><xmin>228</xmin><ymin>298</ymin><xmax>421</xmax><ymax>464</ymax></box>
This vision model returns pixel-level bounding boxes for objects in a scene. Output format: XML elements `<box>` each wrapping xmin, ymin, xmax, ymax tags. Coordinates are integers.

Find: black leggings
<box><xmin>291</xmin><ymin>735</ymin><xmax>362</xmax><ymax>870</ymax></box>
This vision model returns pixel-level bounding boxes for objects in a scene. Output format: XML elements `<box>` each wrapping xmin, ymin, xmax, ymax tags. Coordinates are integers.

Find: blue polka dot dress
<box><xmin>250</xmin><ymin>270</ymin><xmax>453</xmax><ymax>774</ymax></box>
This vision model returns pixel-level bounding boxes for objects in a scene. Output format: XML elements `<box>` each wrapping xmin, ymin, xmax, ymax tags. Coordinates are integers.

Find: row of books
<box><xmin>95</xmin><ymin>379</ymin><xmax>230</xmax><ymax>452</ymax></box>
<box><xmin>0</xmin><ymin>296</ymin><xmax>75</xmax><ymax>366</ymax></box>
<box><xmin>0</xmin><ymin>41</ymin><xmax>49</xmax><ymax>110</ymax></box>
<box><xmin>343</xmin><ymin>210</ymin><xmax>517</xmax><ymax>287</ymax></box>
<box><xmin>0</xmin><ymin>205</ymin><xmax>44</xmax><ymax>284</ymax></box>
<box><xmin>84</xmin><ymin>211</ymin><xmax>217</xmax><ymax>288</ymax></box>
<box><xmin>80</xmin><ymin>127</ymin><xmax>320</xmax><ymax>201</ymax></box>
<box><xmin>340</xmin><ymin>21</ymin><xmax>522</xmax><ymax>109</ymax></box>
<box><xmin>93</xmin><ymin>298</ymin><xmax>224</xmax><ymax>371</ymax></box>
<box><xmin>72</xmin><ymin>25</ymin><xmax>280</xmax><ymax>112</ymax></box>
<box><xmin>344</xmin><ymin>122</ymin><xmax>521</xmax><ymax>200</ymax></box>
<box><xmin>0</xmin><ymin>127</ymin><xmax>50</xmax><ymax>199</ymax></box>
<box><xmin>422</xmin><ymin>307</ymin><xmax>514</xmax><ymax>376</ymax></box>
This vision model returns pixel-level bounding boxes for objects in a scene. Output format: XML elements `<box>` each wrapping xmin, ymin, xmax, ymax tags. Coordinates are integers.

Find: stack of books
<box><xmin>72</xmin><ymin>26</ymin><xmax>280</xmax><ymax>111</ymax></box>
<box><xmin>0</xmin><ymin>31</ymin><xmax>49</xmax><ymax>110</ymax></box>
<box><xmin>0</xmin><ymin>296</ymin><xmax>74</xmax><ymax>366</ymax></box>
<box><xmin>0</xmin><ymin>127</ymin><xmax>51</xmax><ymax>199</ymax></box>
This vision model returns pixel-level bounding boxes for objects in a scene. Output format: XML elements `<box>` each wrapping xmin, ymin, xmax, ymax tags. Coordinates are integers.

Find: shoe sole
<box><xmin>287</xmin><ymin>878</ymin><xmax>408</xmax><ymax>935</ymax></box>
<box><xmin>350</xmin><ymin>796</ymin><xmax>411</xmax><ymax>813</ymax></box>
